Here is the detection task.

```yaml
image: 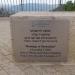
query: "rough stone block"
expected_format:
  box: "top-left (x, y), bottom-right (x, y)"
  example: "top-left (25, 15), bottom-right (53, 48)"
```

top-left (10, 12), bottom-right (70, 62)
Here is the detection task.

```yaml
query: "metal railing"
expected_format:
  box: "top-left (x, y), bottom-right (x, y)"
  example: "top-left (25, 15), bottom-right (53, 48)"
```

top-left (0, 0), bottom-right (74, 16)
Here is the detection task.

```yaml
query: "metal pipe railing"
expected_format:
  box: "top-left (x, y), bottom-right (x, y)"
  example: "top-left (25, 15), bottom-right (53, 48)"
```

top-left (0, 0), bottom-right (73, 16)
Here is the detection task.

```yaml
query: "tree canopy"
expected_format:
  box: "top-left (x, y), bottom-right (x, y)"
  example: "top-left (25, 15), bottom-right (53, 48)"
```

top-left (63, 1), bottom-right (75, 11)
top-left (52, 1), bottom-right (75, 11)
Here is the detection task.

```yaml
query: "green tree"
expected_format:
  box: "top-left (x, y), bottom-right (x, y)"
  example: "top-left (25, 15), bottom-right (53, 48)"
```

top-left (53, 1), bottom-right (75, 11)
top-left (63, 1), bottom-right (74, 11)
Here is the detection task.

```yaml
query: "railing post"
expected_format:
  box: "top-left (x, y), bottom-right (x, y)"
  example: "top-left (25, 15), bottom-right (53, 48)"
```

top-left (21, 0), bottom-right (23, 11)
top-left (59, 0), bottom-right (62, 5)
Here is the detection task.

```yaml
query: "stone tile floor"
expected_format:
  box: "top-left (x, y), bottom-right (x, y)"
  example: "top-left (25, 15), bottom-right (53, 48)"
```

top-left (0, 17), bottom-right (75, 75)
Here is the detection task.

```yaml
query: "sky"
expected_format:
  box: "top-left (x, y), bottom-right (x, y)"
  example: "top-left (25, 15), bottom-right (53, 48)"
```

top-left (0, 0), bottom-right (74, 5)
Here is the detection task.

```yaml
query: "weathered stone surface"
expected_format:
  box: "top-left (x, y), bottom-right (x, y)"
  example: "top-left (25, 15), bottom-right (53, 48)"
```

top-left (10, 12), bottom-right (70, 62)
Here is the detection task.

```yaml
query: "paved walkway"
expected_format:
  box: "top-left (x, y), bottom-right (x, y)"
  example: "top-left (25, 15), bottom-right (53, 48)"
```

top-left (0, 17), bottom-right (75, 75)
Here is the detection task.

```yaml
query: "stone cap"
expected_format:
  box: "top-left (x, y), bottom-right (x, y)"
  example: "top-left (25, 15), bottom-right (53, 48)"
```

top-left (11, 12), bottom-right (75, 17)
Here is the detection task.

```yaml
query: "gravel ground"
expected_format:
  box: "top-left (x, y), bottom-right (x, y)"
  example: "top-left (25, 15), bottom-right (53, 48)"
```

top-left (0, 17), bottom-right (75, 75)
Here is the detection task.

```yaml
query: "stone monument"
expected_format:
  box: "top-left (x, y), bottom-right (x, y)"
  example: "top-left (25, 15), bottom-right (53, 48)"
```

top-left (10, 12), bottom-right (69, 62)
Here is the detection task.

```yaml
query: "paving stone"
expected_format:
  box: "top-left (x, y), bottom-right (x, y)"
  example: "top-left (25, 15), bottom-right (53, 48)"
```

top-left (0, 70), bottom-right (8, 75)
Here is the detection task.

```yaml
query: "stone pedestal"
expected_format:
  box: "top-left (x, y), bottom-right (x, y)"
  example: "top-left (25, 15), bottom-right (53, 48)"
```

top-left (10, 12), bottom-right (73, 62)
